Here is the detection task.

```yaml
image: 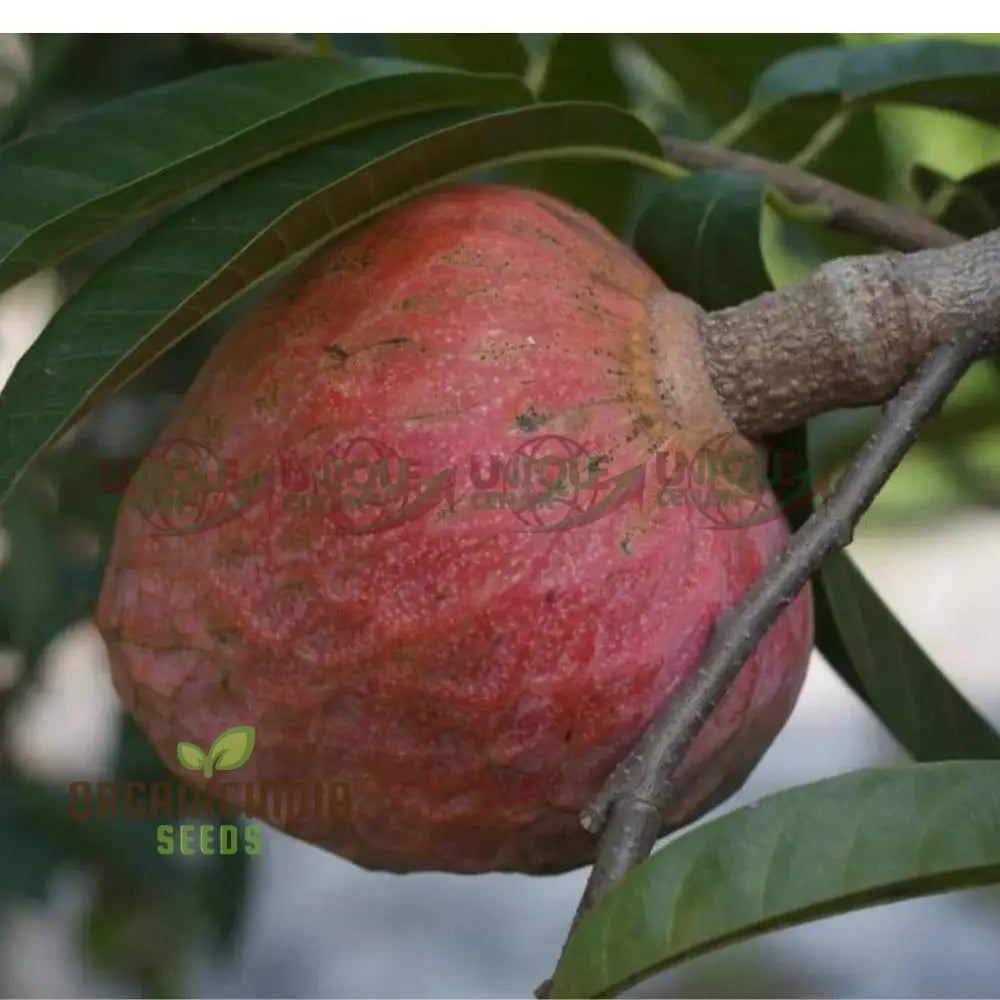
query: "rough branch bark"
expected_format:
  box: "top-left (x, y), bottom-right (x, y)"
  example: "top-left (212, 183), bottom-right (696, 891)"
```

top-left (698, 228), bottom-right (1000, 437)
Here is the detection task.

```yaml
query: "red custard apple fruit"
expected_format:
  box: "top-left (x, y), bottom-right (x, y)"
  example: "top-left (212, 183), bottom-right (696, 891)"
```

top-left (95, 183), bottom-right (813, 874)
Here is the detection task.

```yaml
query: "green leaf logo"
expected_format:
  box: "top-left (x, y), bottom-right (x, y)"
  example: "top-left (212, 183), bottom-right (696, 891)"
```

top-left (176, 725), bottom-right (255, 778)
top-left (209, 725), bottom-right (255, 771)
top-left (176, 741), bottom-right (205, 771)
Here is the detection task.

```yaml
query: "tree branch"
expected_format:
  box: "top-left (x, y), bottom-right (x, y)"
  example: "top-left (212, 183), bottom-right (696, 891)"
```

top-left (697, 228), bottom-right (1000, 437)
top-left (659, 135), bottom-right (960, 253)
top-left (539, 327), bottom-right (990, 997)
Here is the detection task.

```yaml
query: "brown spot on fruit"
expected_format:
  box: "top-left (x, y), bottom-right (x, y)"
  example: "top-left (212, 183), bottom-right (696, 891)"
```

top-left (323, 344), bottom-right (350, 369)
top-left (254, 379), bottom-right (279, 417)
top-left (515, 407), bottom-right (543, 434)
top-left (325, 248), bottom-right (372, 273)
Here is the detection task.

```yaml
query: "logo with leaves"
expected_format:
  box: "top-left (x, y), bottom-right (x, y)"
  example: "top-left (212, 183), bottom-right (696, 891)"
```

top-left (176, 725), bottom-right (256, 778)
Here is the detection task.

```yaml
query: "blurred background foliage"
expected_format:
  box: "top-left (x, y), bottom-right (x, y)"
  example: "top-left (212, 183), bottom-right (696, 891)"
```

top-left (0, 31), bottom-right (999, 998)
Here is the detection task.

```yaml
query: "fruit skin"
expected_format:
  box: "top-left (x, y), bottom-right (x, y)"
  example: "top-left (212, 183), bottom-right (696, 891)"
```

top-left (95, 184), bottom-right (813, 874)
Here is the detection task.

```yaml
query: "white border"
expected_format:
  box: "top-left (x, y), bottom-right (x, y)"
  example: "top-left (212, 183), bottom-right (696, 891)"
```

top-left (7, 18), bottom-right (1000, 35)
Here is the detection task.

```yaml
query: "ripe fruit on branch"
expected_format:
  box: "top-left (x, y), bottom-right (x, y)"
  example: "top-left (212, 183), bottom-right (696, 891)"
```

top-left (95, 184), bottom-right (813, 874)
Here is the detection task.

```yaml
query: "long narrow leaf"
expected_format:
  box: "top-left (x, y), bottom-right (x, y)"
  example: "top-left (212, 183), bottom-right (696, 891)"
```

top-left (819, 549), bottom-right (1000, 760)
top-left (0, 57), bottom-right (529, 293)
top-left (552, 761), bottom-right (1000, 997)
top-left (751, 39), bottom-right (1000, 126)
top-left (0, 101), bottom-right (661, 504)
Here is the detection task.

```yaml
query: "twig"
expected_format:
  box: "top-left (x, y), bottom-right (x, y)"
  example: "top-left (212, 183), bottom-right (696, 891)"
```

top-left (539, 329), bottom-right (990, 997)
top-left (789, 108), bottom-right (855, 170)
top-left (659, 135), bottom-right (960, 253)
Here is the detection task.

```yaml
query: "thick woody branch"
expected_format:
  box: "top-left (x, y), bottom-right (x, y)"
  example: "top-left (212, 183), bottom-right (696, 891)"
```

top-left (659, 135), bottom-right (960, 252)
top-left (700, 228), bottom-right (1000, 438)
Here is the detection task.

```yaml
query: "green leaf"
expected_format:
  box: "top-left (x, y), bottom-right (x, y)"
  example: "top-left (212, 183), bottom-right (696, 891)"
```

top-left (751, 39), bottom-right (1000, 126)
top-left (116, 711), bottom-right (177, 784)
top-left (176, 741), bottom-right (206, 770)
top-left (209, 725), bottom-right (256, 771)
top-left (634, 170), bottom-right (823, 531)
top-left (0, 101), bottom-right (660, 506)
top-left (0, 56), bottom-right (530, 294)
top-left (388, 34), bottom-right (527, 75)
top-left (751, 46), bottom-right (847, 107)
top-left (911, 161), bottom-right (1000, 236)
top-left (634, 171), bottom-right (771, 311)
top-left (636, 35), bottom-right (889, 199)
top-left (0, 481), bottom-right (59, 664)
top-left (0, 474), bottom-right (103, 663)
top-left (0, 774), bottom-right (74, 901)
top-left (819, 549), bottom-right (1000, 760)
top-left (777, 426), bottom-right (1000, 762)
top-left (551, 760), bottom-right (1000, 997)
top-left (503, 34), bottom-right (640, 235)
top-left (636, 33), bottom-right (837, 128)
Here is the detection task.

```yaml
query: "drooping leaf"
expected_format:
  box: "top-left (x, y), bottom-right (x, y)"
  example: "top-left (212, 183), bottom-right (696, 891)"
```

top-left (636, 35), bottom-right (888, 199)
top-left (552, 760), bottom-right (1000, 997)
top-left (209, 725), bottom-right (255, 770)
top-left (634, 170), bottom-right (771, 311)
top-left (0, 56), bottom-right (530, 294)
top-left (636, 33), bottom-right (835, 128)
top-left (778, 426), bottom-right (1000, 762)
top-left (819, 549), bottom-right (1000, 759)
top-left (389, 34), bottom-right (528, 75)
top-left (751, 39), bottom-right (1000, 126)
top-left (0, 482), bottom-right (59, 664)
top-left (751, 46), bottom-right (846, 107)
top-left (0, 101), bottom-right (660, 506)
top-left (911, 161), bottom-right (1000, 236)
top-left (0, 475), bottom-right (104, 664)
